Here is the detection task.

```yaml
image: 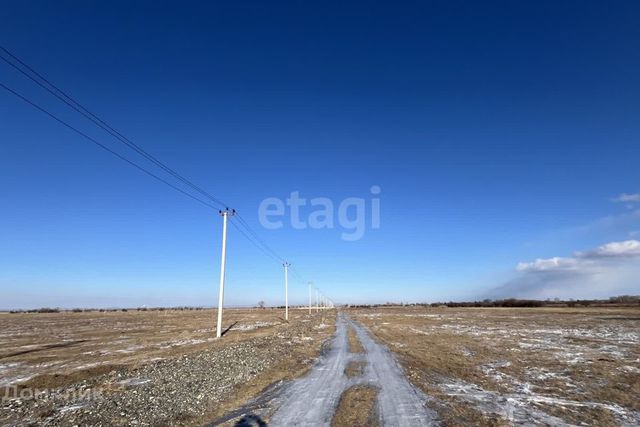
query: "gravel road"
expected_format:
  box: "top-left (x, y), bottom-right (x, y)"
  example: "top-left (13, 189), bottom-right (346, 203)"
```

top-left (268, 312), bottom-right (438, 426)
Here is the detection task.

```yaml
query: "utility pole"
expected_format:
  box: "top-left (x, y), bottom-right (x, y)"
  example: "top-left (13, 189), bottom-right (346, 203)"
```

top-left (283, 262), bottom-right (290, 321)
top-left (216, 208), bottom-right (235, 339)
top-left (316, 289), bottom-right (319, 312)
top-left (308, 282), bottom-right (312, 315)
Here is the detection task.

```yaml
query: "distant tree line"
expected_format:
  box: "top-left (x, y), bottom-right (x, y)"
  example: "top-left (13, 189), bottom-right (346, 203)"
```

top-left (345, 295), bottom-right (640, 309)
top-left (7, 306), bottom-right (209, 314)
top-left (6, 295), bottom-right (639, 313)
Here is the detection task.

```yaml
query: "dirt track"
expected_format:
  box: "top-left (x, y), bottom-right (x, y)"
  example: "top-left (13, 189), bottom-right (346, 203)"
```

top-left (267, 313), bottom-right (437, 426)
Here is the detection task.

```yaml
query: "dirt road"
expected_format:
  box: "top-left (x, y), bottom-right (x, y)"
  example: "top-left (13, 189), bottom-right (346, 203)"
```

top-left (268, 312), bottom-right (438, 426)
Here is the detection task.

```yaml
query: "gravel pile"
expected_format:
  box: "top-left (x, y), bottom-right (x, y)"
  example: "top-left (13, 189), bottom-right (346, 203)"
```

top-left (1, 319), bottom-right (330, 426)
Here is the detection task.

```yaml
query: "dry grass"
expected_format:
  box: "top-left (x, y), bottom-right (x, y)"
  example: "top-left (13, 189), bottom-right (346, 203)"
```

top-left (331, 385), bottom-right (379, 427)
top-left (197, 311), bottom-right (337, 426)
top-left (0, 308), bottom-right (325, 390)
top-left (1, 308), bottom-right (337, 427)
top-left (349, 306), bottom-right (640, 426)
top-left (344, 361), bottom-right (367, 378)
top-left (347, 326), bottom-right (364, 353)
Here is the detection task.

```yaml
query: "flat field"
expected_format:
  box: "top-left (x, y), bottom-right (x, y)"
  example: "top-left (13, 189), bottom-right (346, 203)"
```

top-left (349, 306), bottom-right (640, 426)
top-left (0, 308), bottom-right (335, 425)
top-left (1, 308), bottom-right (286, 387)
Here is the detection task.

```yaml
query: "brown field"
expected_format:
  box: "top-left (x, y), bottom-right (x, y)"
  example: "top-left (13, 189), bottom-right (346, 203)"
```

top-left (4, 306), bottom-right (639, 426)
top-left (349, 306), bottom-right (640, 426)
top-left (0, 308), bottom-right (336, 426)
top-left (1, 308), bottom-right (296, 387)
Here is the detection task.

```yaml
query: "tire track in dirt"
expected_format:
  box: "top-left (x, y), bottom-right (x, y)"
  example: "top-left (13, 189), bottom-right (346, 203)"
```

top-left (267, 312), bottom-right (438, 426)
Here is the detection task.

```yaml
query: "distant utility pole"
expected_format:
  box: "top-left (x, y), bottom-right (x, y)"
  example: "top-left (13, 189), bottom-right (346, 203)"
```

top-left (216, 208), bottom-right (236, 339)
top-left (283, 262), bottom-right (290, 321)
top-left (308, 282), bottom-right (312, 315)
top-left (316, 289), bottom-right (319, 312)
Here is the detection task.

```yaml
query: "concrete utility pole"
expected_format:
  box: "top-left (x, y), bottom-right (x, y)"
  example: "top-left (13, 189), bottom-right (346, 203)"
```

top-left (283, 262), bottom-right (290, 321)
top-left (308, 282), bottom-right (312, 315)
top-left (316, 289), bottom-right (319, 312)
top-left (216, 208), bottom-right (235, 339)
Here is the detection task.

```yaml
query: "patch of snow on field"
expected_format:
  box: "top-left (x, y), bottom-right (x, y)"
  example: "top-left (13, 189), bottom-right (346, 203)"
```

top-left (359, 313), bottom-right (383, 318)
top-left (72, 362), bottom-right (102, 370)
top-left (113, 344), bottom-right (147, 354)
top-left (58, 403), bottom-right (88, 413)
top-left (0, 362), bottom-right (22, 373)
top-left (1, 375), bottom-right (35, 386)
top-left (407, 326), bottom-right (430, 335)
top-left (0, 363), bottom-right (30, 386)
top-left (557, 351), bottom-right (587, 364)
top-left (232, 321), bottom-right (278, 331)
top-left (440, 376), bottom-right (640, 426)
top-left (524, 367), bottom-right (571, 383)
top-left (598, 345), bottom-right (626, 359)
top-left (479, 360), bottom-right (534, 394)
top-left (158, 338), bottom-right (213, 348)
top-left (403, 314), bottom-right (441, 318)
top-left (118, 377), bottom-right (151, 387)
top-left (440, 378), bottom-right (569, 425)
top-left (460, 348), bottom-right (474, 357)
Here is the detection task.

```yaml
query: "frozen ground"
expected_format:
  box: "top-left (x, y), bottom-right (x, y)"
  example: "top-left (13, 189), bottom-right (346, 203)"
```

top-left (1, 311), bottom-right (336, 426)
top-left (268, 313), bottom-right (437, 426)
top-left (0, 309), bottom-right (289, 389)
top-left (352, 306), bottom-right (640, 426)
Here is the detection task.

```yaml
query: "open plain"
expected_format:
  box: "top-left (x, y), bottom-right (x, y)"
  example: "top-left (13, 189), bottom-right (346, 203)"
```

top-left (0, 308), bottom-right (335, 426)
top-left (350, 306), bottom-right (640, 426)
top-left (2, 306), bottom-right (640, 426)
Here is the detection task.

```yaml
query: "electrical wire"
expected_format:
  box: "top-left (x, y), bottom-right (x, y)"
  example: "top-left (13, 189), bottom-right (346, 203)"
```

top-left (0, 82), bottom-right (218, 210)
top-left (234, 213), bottom-right (286, 263)
top-left (0, 46), bottom-right (324, 293)
top-left (228, 218), bottom-right (282, 264)
top-left (0, 45), bottom-right (230, 209)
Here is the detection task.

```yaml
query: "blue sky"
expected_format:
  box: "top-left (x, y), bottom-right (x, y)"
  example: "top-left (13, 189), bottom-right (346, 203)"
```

top-left (1, 1), bottom-right (639, 308)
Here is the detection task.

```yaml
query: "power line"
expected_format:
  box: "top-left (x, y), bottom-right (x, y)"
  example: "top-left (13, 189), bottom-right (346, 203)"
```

top-left (289, 265), bottom-right (308, 283)
top-left (0, 46), bottom-right (299, 268)
top-left (0, 78), bottom-right (306, 275)
top-left (228, 218), bottom-right (282, 263)
top-left (231, 215), bottom-right (315, 288)
top-left (1, 47), bottom-right (323, 305)
top-left (0, 45), bottom-right (229, 209)
top-left (234, 213), bottom-right (286, 263)
top-left (0, 81), bottom-right (219, 210)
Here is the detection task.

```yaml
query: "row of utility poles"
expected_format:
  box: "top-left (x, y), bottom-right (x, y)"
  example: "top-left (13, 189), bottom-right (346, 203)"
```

top-left (216, 208), bottom-right (335, 338)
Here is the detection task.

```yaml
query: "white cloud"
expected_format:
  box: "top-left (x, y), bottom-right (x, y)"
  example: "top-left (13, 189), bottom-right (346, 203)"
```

top-left (613, 193), bottom-right (640, 203)
top-left (516, 257), bottom-right (580, 272)
top-left (489, 240), bottom-right (640, 299)
top-left (579, 240), bottom-right (640, 258)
